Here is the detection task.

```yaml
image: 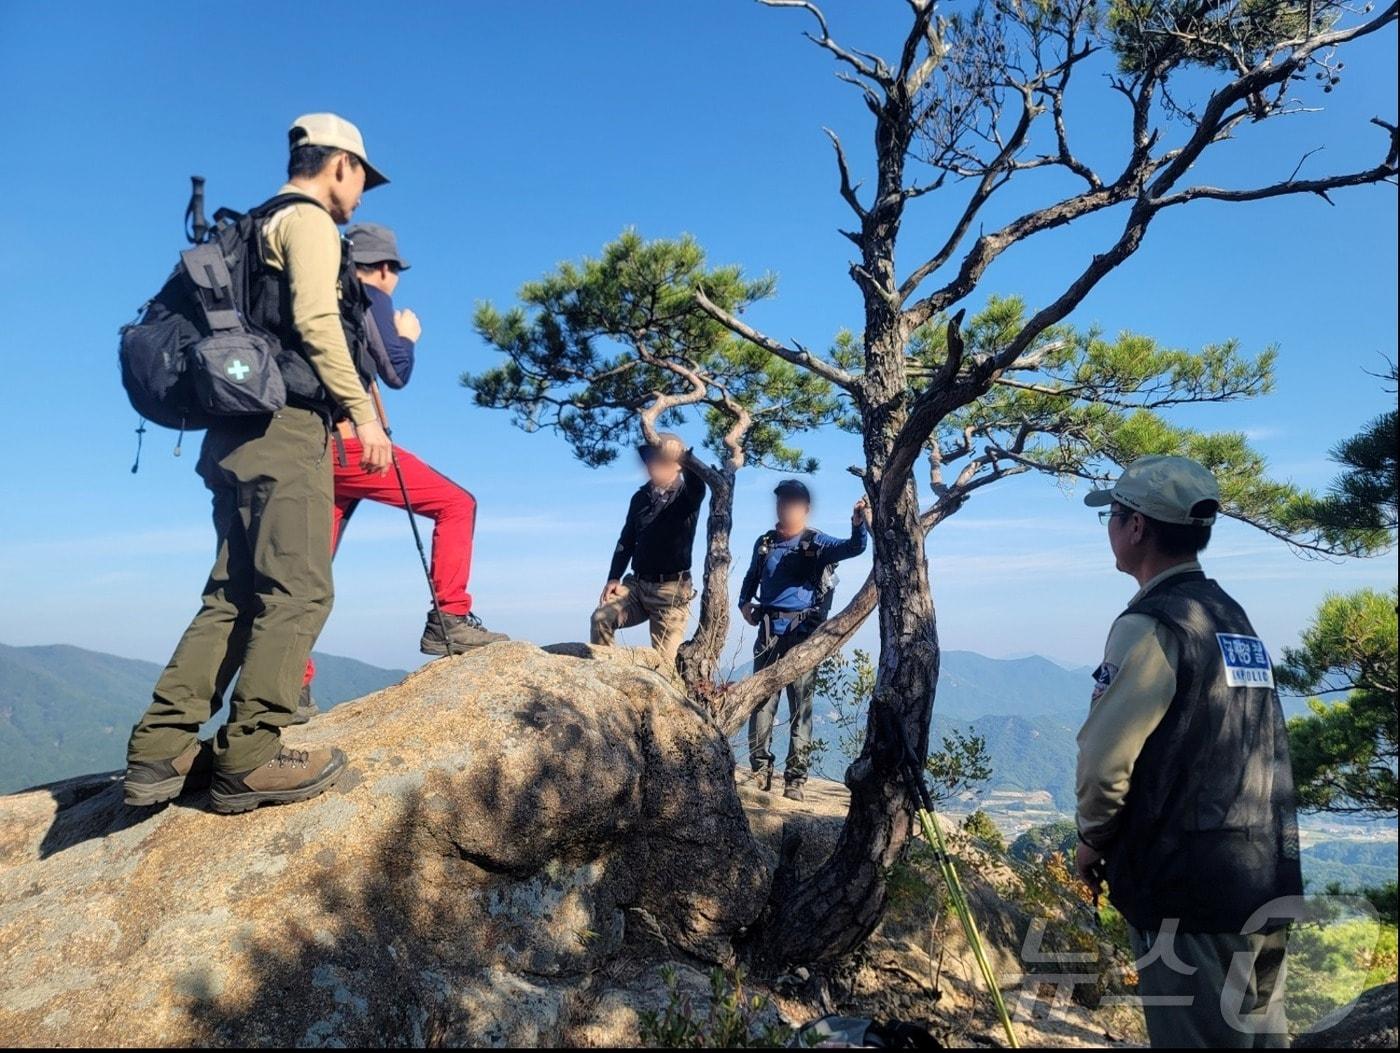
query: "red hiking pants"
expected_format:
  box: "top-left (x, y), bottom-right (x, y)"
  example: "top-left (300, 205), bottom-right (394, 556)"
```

top-left (304, 437), bottom-right (476, 686)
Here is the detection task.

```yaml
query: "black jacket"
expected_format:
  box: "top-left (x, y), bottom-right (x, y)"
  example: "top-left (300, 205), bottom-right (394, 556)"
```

top-left (607, 464), bottom-right (707, 580)
top-left (1104, 571), bottom-right (1303, 933)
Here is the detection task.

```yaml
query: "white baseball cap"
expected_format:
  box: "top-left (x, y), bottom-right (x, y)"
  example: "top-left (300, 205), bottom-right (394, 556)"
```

top-left (288, 113), bottom-right (388, 190)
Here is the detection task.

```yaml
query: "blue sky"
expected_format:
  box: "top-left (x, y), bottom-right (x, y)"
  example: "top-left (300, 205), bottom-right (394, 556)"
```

top-left (0, 1), bottom-right (1395, 680)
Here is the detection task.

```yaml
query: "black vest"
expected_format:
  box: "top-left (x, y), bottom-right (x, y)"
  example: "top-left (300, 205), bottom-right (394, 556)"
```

top-left (1103, 571), bottom-right (1303, 933)
top-left (244, 194), bottom-right (375, 420)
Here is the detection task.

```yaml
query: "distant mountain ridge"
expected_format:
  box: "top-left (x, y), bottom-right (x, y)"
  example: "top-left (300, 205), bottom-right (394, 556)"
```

top-left (0, 642), bottom-right (407, 794)
top-left (931, 712), bottom-right (1081, 809)
top-left (804, 649), bottom-right (1090, 805)
top-left (936, 649), bottom-right (1090, 722)
top-left (7, 642), bottom-right (1093, 798)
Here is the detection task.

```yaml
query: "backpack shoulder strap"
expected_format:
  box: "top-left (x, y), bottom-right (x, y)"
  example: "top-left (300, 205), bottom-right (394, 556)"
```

top-left (238, 192), bottom-right (339, 281)
top-left (246, 191), bottom-right (326, 220)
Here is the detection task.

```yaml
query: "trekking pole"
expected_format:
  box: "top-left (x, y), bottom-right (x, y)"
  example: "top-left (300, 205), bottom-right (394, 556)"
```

top-left (185, 176), bottom-right (209, 244)
top-left (891, 717), bottom-right (1019, 1049)
top-left (369, 383), bottom-right (459, 658)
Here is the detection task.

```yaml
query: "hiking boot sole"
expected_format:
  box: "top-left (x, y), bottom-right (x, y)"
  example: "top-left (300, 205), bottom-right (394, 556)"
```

top-left (419, 635), bottom-right (508, 657)
top-left (124, 776), bottom-right (188, 808)
top-left (209, 760), bottom-right (347, 815)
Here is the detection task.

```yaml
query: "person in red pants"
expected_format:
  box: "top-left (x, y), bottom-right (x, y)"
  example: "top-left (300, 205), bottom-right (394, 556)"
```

top-left (297, 224), bottom-right (506, 722)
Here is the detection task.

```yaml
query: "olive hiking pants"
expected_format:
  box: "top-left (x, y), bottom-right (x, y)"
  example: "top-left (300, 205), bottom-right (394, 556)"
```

top-left (126, 408), bottom-right (334, 773)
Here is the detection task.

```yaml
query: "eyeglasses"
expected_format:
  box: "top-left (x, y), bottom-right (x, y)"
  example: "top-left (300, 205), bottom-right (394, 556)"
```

top-left (1098, 510), bottom-right (1133, 525)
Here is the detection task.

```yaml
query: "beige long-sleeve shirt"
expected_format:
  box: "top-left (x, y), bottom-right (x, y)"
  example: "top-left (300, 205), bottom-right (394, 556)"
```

top-left (260, 185), bottom-right (376, 426)
top-left (1076, 560), bottom-right (1203, 849)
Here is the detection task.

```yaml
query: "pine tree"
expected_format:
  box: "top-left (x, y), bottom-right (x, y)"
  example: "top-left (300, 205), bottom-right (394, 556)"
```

top-left (466, 232), bottom-right (842, 689)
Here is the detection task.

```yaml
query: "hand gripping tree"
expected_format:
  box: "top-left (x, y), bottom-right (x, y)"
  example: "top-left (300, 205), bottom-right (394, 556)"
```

top-left (465, 233), bottom-right (843, 690)
top-left (688, 0), bottom-right (1397, 965)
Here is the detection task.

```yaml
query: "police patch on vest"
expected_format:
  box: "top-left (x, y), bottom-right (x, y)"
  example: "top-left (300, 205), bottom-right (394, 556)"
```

top-left (1090, 662), bottom-right (1118, 702)
top-left (1215, 632), bottom-right (1274, 687)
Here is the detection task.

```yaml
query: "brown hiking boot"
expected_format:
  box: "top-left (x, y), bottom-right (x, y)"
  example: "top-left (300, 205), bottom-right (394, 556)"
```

top-left (420, 610), bottom-right (509, 656)
top-left (209, 746), bottom-right (348, 814)
top-left (747, 762), bottom-right (774, 793)
top-left (124, 740), bottom-right (213, 807)
top-left (289, 684), bottom-right (318, 726)
top-left (783, 778), bottom-right (806, 802)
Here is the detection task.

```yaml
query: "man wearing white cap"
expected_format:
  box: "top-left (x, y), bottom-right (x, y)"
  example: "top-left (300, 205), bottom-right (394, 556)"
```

top-left (124, 114), bottom-right (392, 814)
top-left (1076, 455), bottom-right (1303, 1047)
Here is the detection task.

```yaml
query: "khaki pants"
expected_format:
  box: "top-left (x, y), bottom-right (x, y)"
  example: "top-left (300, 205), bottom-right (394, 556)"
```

top-left (589, 574), bottom-right (693, 666)
top-left (1129, 924), bottom-right (1290, 1048)
top-left (127, 408), bottom-right (334, 773)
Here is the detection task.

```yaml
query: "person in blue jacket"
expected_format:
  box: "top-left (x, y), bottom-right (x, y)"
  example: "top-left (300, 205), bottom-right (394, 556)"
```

top-left (739, 480), bottom-right (870, 800)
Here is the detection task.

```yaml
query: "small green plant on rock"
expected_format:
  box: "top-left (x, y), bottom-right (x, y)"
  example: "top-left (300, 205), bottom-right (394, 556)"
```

top-left (638, 965), bottom-right (793, 1048)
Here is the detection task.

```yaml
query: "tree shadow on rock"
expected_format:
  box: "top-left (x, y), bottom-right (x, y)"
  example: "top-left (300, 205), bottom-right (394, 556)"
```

top-left (181, 789), bottom-right (461, 1046)
top-left (178, 684), bottom-right (728, 1046)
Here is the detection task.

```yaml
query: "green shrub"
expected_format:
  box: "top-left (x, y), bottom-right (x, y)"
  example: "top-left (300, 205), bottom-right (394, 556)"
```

top-left (1285, 915), bottom-right (1398, 1034)
top-left (961, 809), bottom-right (1006, 854)
top-left (638, 965), bottom-right (792, 1048)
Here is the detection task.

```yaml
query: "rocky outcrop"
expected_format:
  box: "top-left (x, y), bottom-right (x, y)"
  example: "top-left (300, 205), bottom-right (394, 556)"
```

top-left (1294, 982), bottom-right (1399, 1049)
top-left (0, 642), bottom-right (768, 1046)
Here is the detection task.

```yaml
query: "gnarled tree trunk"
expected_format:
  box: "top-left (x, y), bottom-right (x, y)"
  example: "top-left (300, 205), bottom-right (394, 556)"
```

top-left (748, 304), bottom-right (947, 966)
top-left (677, 467), bottom-right (736, 692)
top-left (734, 29), bottom-right (956, 949)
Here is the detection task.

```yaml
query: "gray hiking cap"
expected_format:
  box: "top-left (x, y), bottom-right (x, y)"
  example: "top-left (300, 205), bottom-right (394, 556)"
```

top-left (1084, 455), bottom-right (1221, 526)
top-left (346, 223), bottom-right (410, 270)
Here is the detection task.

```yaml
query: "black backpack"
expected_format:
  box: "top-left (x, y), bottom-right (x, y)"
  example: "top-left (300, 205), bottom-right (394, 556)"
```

top-left (119, 189), bottom-right (323, 432)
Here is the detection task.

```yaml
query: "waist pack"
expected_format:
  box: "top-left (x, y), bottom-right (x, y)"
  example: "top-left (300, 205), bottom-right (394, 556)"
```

top-left (119, 190), bottom-right (319, 430)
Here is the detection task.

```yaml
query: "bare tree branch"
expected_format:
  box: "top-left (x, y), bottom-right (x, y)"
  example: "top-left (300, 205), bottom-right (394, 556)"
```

top-left (824, 126), bottom-right (868, 220)
top-left (761, 0), bottom-right (890, 86)
top-left (897, 91), bottom-right (1040, 302)
top-left (634, 340), bottom-right (711, 442)
top-left (694, 285), bottom-right (859, 391)
top-left (1155, 120), bottom-right (1399, 205)
top-left (1145, 3), bottom-right (1399, 200)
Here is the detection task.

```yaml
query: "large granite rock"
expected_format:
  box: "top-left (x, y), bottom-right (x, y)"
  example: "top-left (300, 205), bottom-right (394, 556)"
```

top-left (0, 642), bottom-right (768, 1046)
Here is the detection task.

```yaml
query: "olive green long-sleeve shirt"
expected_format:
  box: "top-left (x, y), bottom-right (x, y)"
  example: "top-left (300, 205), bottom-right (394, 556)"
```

top-left (1076, 560), bottom-right (1203, 849)
top-left (261, 185), bottom-right (376, 426)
